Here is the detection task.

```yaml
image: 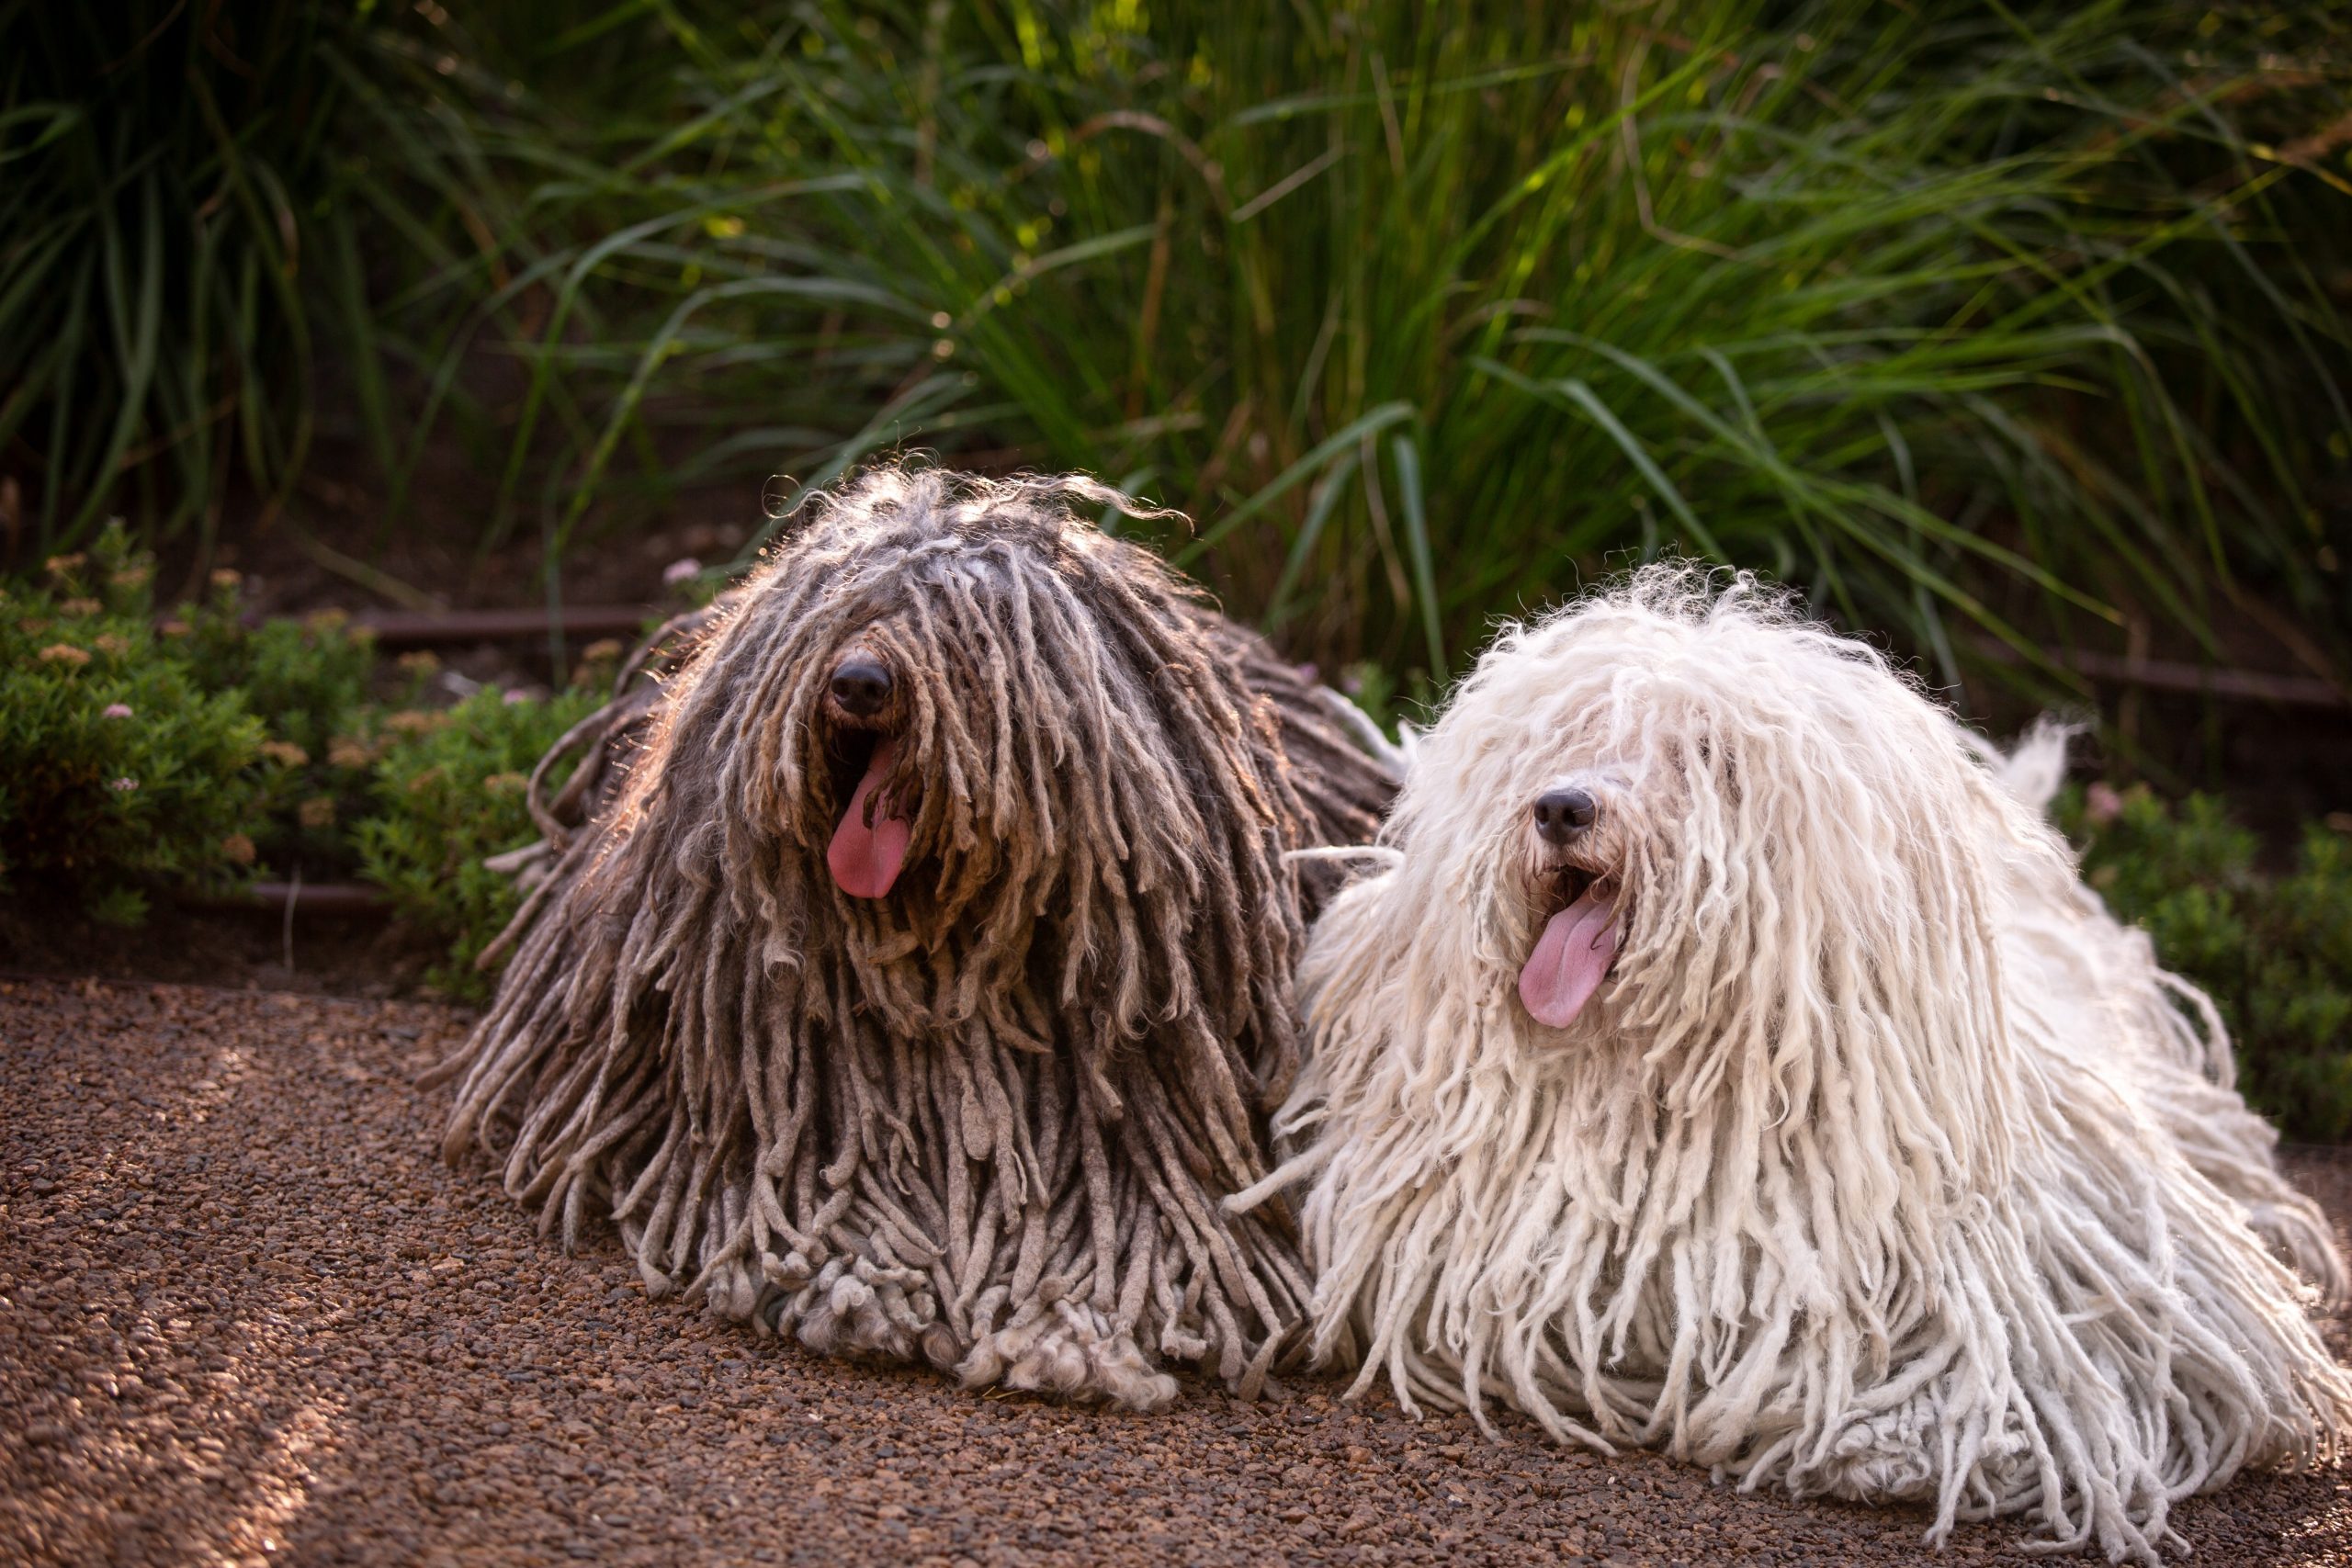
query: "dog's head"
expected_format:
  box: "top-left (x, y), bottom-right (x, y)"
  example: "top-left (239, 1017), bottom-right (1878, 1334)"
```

top-left (623, 466), bottom-right (1294, 1035)
top-left (1383, 566), bottom-right (2044, 1096)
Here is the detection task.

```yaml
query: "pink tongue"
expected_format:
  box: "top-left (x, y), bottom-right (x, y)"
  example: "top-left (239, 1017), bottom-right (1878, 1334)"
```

top-left (1518, 886), bottom-right (1620, 1030)
top-left (826, 739), bottom-right (911, 899)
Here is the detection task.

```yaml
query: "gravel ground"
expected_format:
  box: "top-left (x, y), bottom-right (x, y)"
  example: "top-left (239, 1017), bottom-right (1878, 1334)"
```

top-left (5, 978), bottom-right (2351, 1567)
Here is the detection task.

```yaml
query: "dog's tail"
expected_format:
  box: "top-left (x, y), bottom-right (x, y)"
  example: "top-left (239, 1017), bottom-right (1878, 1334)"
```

top-left (1317, 686), bottom-right (1417, 777)
top-left (1972, 715), bottom-right (2077, 815)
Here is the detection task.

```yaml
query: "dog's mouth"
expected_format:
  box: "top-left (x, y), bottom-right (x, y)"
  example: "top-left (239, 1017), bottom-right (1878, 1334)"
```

top-left (1519, 862), bottom-right (1622, 1031)
top-left (822, 716), bottom-right (915, 900)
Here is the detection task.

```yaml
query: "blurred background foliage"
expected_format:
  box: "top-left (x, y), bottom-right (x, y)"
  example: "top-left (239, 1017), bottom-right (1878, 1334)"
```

top-left (2058, 783), bottom-right (2352, 1142)
top-left (2, 527), bottom-right (594, 994)
top-left (6, 0), bottom-right (2349, 706)
top-left (0, 0), bottom-right (525, 559)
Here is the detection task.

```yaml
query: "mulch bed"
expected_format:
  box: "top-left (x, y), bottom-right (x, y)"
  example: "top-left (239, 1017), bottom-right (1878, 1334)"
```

top-left (4, 976), bottom-right (2349, 1566)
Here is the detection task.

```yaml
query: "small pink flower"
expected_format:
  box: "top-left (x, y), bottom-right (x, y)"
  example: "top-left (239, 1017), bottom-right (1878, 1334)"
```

top-left (102, 703), bottom-right (133, 719)
top-left (109, 777), bottom-right (139, 793)
top-left (662, 557), bottom-right (703, 588)
top-left (2086, 782), bottom-right (2124, 826)
top-left (503, 688), bottom-right (530, 705)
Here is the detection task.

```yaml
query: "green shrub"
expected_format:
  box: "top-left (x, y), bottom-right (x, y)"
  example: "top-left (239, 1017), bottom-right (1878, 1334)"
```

top-left (2060, 785), bottom-right (2352, 1142)
top-left (353, 685), bottom-right (597, 998)
top-left (1, 531), bottom-right (619, 977)
top-left (173, 572), bottom-right (406, 876)
top-left (0, 532), bottom-right (267, 920)
top-left (0, 524), bottom-right (629, 984)
top-left (180, 593), bottom-right (377, 762)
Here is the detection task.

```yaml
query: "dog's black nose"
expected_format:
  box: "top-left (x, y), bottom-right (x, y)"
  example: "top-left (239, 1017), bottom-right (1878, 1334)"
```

top-left (1532, 787), bottom-right (1597, 845)
top-left (830, 658), bottom-right (893, 716)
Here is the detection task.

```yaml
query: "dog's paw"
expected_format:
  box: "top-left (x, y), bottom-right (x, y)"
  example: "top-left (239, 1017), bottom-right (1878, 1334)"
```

top-left (1820, 1412), bottom-right (1939, 1502)
top-left (1814, 1392), bottom-right (2030, 1505)
top-left (957, 1297), bottom-right (1177, 1412)
top-left (754, 1250), bottom-right (956, 1369)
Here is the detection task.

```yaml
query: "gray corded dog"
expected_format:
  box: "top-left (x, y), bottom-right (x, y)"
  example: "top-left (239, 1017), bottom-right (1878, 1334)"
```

top-left (434, 465), bottom-right (1396, 1408)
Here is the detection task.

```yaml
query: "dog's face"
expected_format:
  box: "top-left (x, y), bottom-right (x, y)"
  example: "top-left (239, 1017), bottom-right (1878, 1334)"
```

top-left (813, 630), bottom-right (910, 899)
top-left (789, 540), bottom-right (1057, 918)
top-left (1512, 760), bottom-right (1634, 1032)
top-left (637, 475), bottom-right (1278, 1041)
top-left (769, 513), bottom-right (1144, 937)
top-left (1397, 607), bottom-right (1679, 1042)
top-left (1392, 572), bottom-right (2018, 1059)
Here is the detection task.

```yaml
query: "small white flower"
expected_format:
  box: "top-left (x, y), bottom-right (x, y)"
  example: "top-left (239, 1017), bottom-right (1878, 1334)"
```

top-left (662, 557), bottom-right (703, 587)
top-left (109, 777), bottom-right (139, 793)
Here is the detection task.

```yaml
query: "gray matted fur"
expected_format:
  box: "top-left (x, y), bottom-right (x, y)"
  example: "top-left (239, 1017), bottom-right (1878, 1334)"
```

top-left (433, 465), bottom-right (1396, 1408)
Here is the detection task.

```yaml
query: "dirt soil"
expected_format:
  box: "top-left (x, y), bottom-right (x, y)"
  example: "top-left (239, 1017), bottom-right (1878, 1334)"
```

top-left (5, 978), bottom-right (2350, 1568)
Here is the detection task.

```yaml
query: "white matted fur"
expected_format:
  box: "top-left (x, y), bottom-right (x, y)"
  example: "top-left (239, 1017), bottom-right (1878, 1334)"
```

top-left (1241, 568), bottom-right (2350, 1561)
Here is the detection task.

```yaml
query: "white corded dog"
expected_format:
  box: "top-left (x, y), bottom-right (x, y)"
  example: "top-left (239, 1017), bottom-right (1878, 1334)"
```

top-left (1238, 567), bottom-right (2349, 1561)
